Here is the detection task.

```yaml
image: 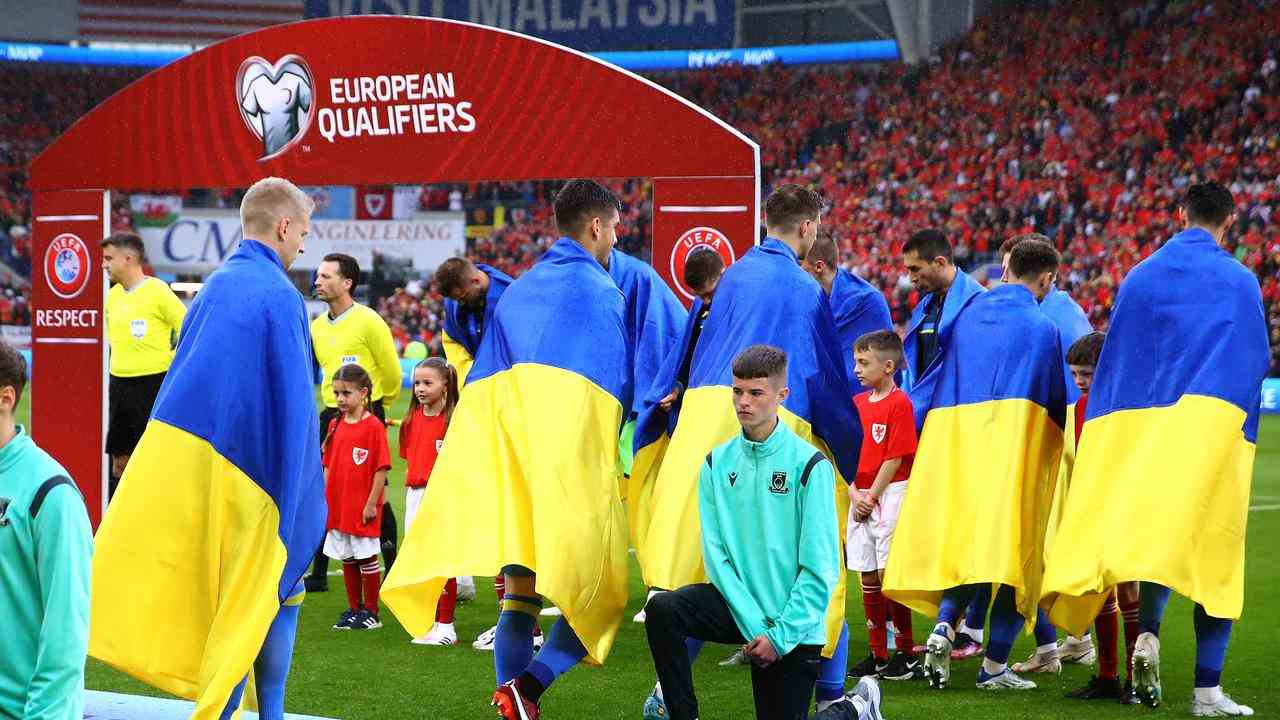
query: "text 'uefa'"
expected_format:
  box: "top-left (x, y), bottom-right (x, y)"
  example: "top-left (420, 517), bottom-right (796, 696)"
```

top-left (317, 72), bottom-right (476, 143)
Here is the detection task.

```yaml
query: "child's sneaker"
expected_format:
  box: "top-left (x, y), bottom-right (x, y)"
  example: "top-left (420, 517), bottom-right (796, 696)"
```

top-left (350, 608), bottom-right (382, 630)
top-left (413, 622), bottom-right (457, 646)
top-left (473, 624), bottom-right (497, 651)
top-left (1058, 634), bottom-right (1096, 665)
top-left (1011, 648), bottom-right (1062, 674)
top-left (332, 609), bottom-right (358, 630)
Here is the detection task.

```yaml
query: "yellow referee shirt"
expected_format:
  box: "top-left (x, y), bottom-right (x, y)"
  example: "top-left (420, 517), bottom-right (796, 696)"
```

top-left (311, 303), bottom-right (402, 408)
top-left (105, 277), bottom-right (187, 378)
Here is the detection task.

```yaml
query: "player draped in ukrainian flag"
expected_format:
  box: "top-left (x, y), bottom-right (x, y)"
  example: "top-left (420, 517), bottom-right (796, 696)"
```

top-left (90, 178), bottom-right (326, 720)
top-left (1041, 182), bottom-right (1268, 717)
top-left (435, 256), bottom-right (514, 389)
top-left (885, 238), bottom-right (1067, 692)
top-left (382, 180), bottom-right (630, 720)
top-left (630, 184), bottom-right (861, 718)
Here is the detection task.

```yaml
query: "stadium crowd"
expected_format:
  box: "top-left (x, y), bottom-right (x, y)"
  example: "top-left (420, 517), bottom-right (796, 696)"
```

top-left (1, 0), bottom-right (1279, 374)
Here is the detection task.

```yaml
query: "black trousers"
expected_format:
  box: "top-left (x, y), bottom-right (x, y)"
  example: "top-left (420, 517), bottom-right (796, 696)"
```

top-left (645, 583), bottom-right (822, 720)
top-left (309, 401), bottom-right (397, 583)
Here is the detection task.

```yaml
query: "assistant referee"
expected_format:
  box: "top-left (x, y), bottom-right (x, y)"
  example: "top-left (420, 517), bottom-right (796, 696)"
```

top-left (102, 232), bottom-right (186, 497)
top-left (307, 252), bottom-right (402, 592)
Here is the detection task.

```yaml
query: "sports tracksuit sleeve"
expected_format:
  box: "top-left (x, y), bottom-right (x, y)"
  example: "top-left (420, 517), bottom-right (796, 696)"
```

top-left (26, 484), bottom-right (92, 720)
top-left (763, 458), bottom-right (838, 656)
top-left (698, 459), bottom-right (771, 642)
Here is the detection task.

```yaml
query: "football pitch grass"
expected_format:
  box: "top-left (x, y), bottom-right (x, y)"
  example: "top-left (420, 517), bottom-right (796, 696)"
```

top-left (17, 393), bottom-right (1276, 719)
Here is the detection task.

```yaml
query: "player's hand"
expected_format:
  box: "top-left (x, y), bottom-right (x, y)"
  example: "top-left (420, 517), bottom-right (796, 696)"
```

top-left (744, 635), bottom-right (779, 667)
top-left (658, 387), bottom-right (681, 411)
top-left (856, 495), bottom-right (877, 517)
top-left (362, 503), bottom-right (377, 525)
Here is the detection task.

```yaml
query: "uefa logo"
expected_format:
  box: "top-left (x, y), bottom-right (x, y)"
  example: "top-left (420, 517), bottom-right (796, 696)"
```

top-left (669, 226), bottom-right (736, 301)
top-left (44, 233), bottom-right (93, 300)
top-left (237, 54), bottom-right (315, 161)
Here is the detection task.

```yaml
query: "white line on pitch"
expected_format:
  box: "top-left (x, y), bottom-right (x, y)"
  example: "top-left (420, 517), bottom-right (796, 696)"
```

top-left (1249, 504), bottom-right (1280, 512)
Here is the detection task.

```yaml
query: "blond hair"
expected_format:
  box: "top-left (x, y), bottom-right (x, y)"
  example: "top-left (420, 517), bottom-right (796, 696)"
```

top-left (240, 177), bottom-right (314, 238)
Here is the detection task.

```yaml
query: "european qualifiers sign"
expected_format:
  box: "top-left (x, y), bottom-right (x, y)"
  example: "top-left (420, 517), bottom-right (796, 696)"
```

top-left (305, 0), bottom-right (736, 51)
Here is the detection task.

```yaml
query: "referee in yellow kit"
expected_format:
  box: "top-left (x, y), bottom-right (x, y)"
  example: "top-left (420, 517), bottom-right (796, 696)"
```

top-left (307, 252), bottom-right (403, 592)
top-left (102, 232), bottom-right (186, 498)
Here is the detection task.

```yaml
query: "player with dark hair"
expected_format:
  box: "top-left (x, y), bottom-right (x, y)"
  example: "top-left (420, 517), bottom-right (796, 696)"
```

top-left (307, 252), bottom-right (402, 592)
top-left (684, 248), bottom-right (725, 305)
top-left (382, 179), bottom-right (632, 720)
top-left (888, 238), bottom-right (1068, 692)
top-left (1043, 182), bottom-right (1265, 716)
top-left (0, 340), bottom-right (93, 720)
top-left (101, 231), bottom-right (187, 497)
top-left (801, 230), bottom-right (893, 390)
top-left (632, 184), bottom-right (859, 718)
top-left (436, 256), bottom-right (515, 388)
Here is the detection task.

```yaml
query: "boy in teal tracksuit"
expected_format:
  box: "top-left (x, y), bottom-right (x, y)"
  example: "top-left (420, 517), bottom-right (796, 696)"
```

top-left (644, 344), bottom-right (843, 720)
top-left (0, 341), bottom-right (92, 720)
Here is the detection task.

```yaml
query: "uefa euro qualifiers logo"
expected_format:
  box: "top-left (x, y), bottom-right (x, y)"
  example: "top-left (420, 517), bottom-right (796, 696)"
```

top-left (670, 226), bottom-right (736, 301)
top-left (44, 233), bottom-right (92, 300)
top-left (237, 54), bottom-right (315, 161)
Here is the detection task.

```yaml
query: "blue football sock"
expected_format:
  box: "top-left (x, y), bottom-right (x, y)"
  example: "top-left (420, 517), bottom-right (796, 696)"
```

top-left (495, 593), bottom-right (542, 684)
top-left (1033, 606), bottom-right (1058, 647)
top-left (1193, 603), bottom-right (1233, 688)
top-left (984, 585), bottom-right (1023, 665)
top-left (964, 583), bottom-right (993, 632)
top-left (685, 636), bottom-right (705, 663)
top-left (523, 617), bottom-right (588, 702)
top-left (1138, 582), bottom-right (1172, 637)
top-left (938, 584), bottom-right (978, 628)
top-left (253, 601), bottom-right (301, 720)
top-left (815, 622), bottom-right (850, 703)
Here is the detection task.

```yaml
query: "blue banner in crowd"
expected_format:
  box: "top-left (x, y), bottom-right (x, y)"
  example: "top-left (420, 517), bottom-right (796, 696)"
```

top-left (1262, 378), bottom-right (1280, 414)
top-left (304, 0), bottom-right (736, 51)
top-left (301, 186), bottom-right (355, 220)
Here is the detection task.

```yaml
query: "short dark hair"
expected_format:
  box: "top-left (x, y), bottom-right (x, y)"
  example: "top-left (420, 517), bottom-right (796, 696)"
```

top-left (731, 344), bottom-right (787, 382)
top-left (853, 329), bottom-right (904, 368)
top-left (1008, 238), bottom-right (1060, 279)
top-left (1183, 182), bottom-right (1234, 228)
top-left (433, 257), bottom-right (475, 297)
top-left (1066, 332), bottom-right (1105, 366)
top-left (321, 253), bottom-right (360, 294)
top-left (553, 179), bottom-right (621, 236)
top-left (999, 232), bottom-right (1051, 257)
top-left (683, 248), bottom-right (724, 291)
top-left (903, 229), bottom-right (952, 263)
top-left (806, 229), bottom-right (838, 268)
top-left (764, 184), bottom-right (823, 234)
top-left (101, 232), bottom-right (145, 259)
top-left (0, 340), bottom-right (27, 406)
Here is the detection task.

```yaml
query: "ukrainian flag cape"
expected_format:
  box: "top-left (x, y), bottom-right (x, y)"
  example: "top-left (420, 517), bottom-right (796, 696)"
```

top-left (608, 248), bottom-right (687, 419)
top-left (441, 263), bottom-right (513, 387)
top-left (89, 240), bottom-right (326, 718)
top-left (1038, 288), bottom-right (1094, 554)
top-left (902, 269), bottom-right (985, 427)
top-left (383, 239), bottom-right (629, 663)
top-left (829, 268), bottom-right (893, 391)
top-left (1041, 228), bottom-right (1268, 633)
top-left (885, 284), bottom-right (1067, 623)
top-left (629, 238), bottom-right (858, 655)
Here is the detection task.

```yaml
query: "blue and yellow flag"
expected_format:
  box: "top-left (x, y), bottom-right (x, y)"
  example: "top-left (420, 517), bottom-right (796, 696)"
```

top-left (829, 268), bottom-right (893, 391)
top-left (608, 248), bottom-right (687, 419)
top-left (89, 239), bottom-right (326, 718)
top-left (629, 237), bottom-right (858, 655)
top-left (441, 263), bottom-right (513, 386)
top-left (1041, 228), bottom-right (1269, 634)
top-left (383, 238), bottom-right (629, 663)
top-left (885, 283), bottom-right (1067, 623)
top-left (901, 269), bottom-right (985, 426)
top-left (1038, 287), bottom-right (1094, 555)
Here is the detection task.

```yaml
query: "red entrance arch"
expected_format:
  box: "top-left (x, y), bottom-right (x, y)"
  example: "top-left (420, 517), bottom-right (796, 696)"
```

top-left (28, 16), bottom-right (759, 526)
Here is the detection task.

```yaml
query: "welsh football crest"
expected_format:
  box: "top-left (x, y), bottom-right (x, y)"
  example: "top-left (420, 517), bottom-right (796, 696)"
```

top-left (871, 423), bottom-right (887, 444)
top-left (44, 233), bottom-right (93, 300)
top-left (237, 54), bottom-right (315, 161)
top-left (364, 193), bottom-right (386, 218)
top-left (352, 447), bottom-right (369, 466)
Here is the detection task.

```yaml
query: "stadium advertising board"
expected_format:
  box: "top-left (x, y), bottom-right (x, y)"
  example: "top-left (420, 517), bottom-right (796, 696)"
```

top-left (138, 209), bottom-right (465, 273)
top-left (304, 0), bottom-right (736, 51)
